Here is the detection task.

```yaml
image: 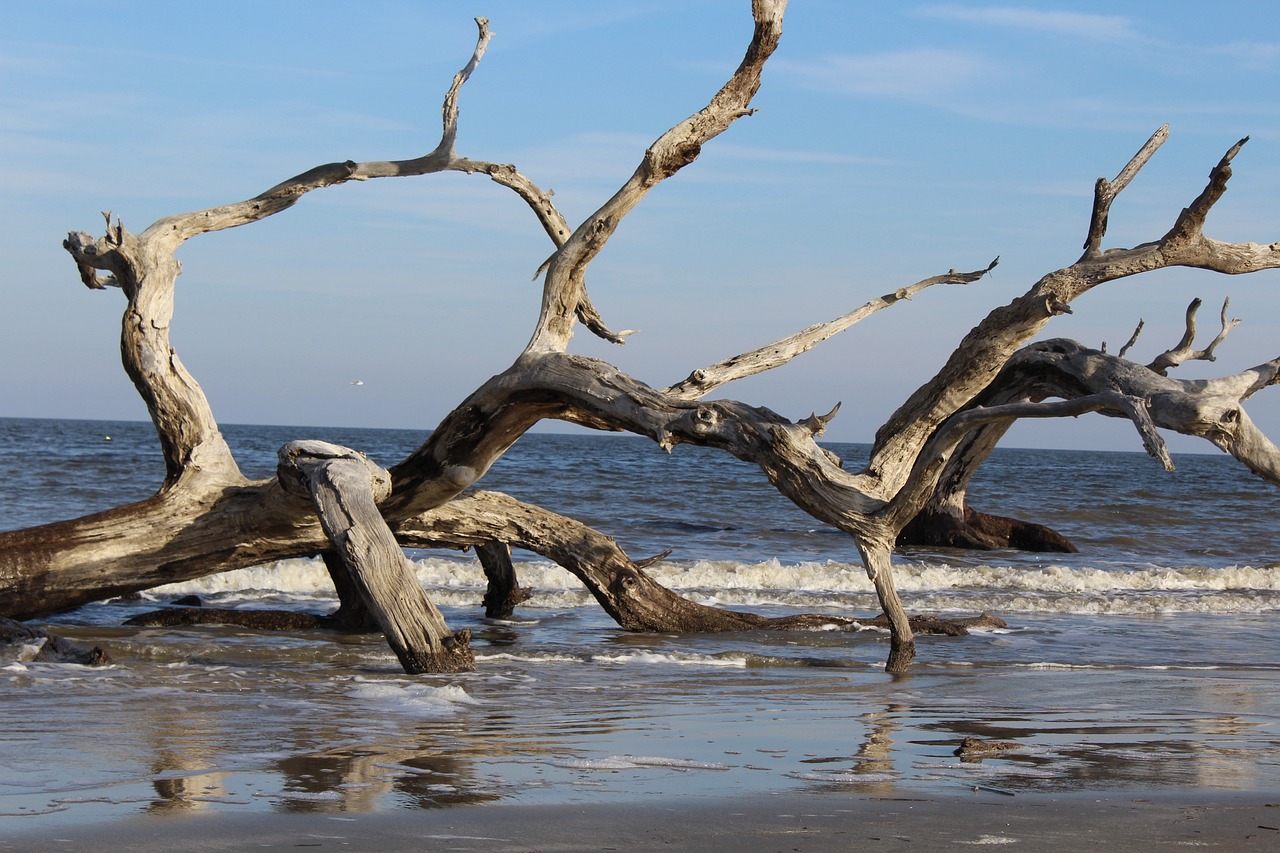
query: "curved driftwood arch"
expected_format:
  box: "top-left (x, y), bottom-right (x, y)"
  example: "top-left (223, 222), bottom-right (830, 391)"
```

top-left (3, 1), bottom-right (1279, 675)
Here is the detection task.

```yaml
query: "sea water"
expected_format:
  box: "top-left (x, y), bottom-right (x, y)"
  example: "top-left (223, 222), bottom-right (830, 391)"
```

top-left (1, 417), bottom-right (1278, 823)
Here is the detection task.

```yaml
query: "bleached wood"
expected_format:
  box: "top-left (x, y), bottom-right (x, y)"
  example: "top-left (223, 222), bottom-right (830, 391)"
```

top-left (666, 259), bottom-right (998, 400)
top-left (525, 0), bottom-right (786, 354)
top-left (868, 132), bottom-right (1280, 503)
top-left (1146, 298), bottom-right (1240, 375)
top-left (1082, 125), bottom-right (1169, 258)
top-left (278, 441), bottom-right (472, 674)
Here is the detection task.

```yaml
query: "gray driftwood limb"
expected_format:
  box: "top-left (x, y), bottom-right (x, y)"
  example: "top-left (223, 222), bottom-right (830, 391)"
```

top-left (277, 441), bottom-right (473, 674)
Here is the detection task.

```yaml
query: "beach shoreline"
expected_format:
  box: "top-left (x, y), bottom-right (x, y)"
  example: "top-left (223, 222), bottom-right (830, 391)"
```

top-left (4, 790), bottom-right (1277, 851)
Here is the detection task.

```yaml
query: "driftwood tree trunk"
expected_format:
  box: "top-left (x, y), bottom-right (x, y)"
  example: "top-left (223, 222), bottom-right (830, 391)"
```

top-left (276, 441), bottom-right (473, 673)
top-left (3, 1), bottom-right (1279, 676)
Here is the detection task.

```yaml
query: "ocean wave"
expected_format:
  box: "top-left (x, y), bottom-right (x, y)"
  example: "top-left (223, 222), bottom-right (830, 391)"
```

top-left (148, 555), bottom-right (1280, 616)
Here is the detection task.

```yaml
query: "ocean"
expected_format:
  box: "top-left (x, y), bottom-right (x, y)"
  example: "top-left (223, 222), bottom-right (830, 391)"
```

top-left (2, 416), bottom-right (1278, 825)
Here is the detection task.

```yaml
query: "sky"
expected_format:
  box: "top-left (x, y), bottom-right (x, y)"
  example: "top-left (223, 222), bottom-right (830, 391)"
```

top-left (2, 0), bottom-right (1278, 455)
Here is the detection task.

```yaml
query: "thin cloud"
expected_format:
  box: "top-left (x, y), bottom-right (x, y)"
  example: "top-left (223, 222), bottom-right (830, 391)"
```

top-left (917, 5), bottom-right (1147, 42)
top-left (709, 143), bottom-right (891, 167)
top-left (775, 49), bottom-right (1000, 101)
top-left (1205, 41), bottom-right (1280, 71)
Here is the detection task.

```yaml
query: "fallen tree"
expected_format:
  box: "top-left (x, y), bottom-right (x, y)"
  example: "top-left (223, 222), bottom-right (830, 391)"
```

top-left (2, 0), bottom-right (1278, 673)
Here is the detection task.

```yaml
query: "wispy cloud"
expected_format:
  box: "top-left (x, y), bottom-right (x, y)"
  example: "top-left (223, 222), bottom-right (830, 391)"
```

top-left (775, 49), bottom-right (1000, 101)
top-left (708, 143), bottom-right (891, 166)
top-left (1204, 40), bottom-right (1280, 71)
top-left (916, 5), bottom-right (1147, 42)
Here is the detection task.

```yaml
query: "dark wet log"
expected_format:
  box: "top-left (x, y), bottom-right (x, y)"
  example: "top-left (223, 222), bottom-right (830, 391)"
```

top-left (898, 505), bottom-right (1077, 553)
top-left (476, 541), bottom-right (534, 620)
top-left (955, 736), bottom-right (1022, 760)
top-left (277, 441), bottom-right (473, 674)
top-left (758, 611), bottom-right (1006, 636)
top-left (0, 616), bottom-right (111, 665)
top-left (126, 607), bottom-right (330, 631)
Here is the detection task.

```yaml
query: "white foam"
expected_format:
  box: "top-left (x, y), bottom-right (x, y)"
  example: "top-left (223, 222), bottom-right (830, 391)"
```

top-left (146, 555), bottom-right (1280, 616)
top-left (253, 789), bottom-right (344, 802)
top-left (786, 770), bottom-right (898, 783)
top-left (588, 652), bottom-right (747, 668)
top-left (621, 756), bottom-right (732, 771)
top-left (550, 756), bottom-right (732, 771)
top-left (343, 678), bottom-right (477, 716)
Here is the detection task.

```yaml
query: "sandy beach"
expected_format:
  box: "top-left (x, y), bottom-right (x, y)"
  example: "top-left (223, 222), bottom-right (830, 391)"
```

top-left (4, 791), bottom-right (1278, 851)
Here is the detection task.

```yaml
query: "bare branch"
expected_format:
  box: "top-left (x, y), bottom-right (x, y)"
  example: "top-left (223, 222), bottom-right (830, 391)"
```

top-left (62, 19), bottom-right (571, 487)
top-left (665, 258), bottom-right (999, 399)
top-left (886, 391), bottom-right (1171, 531)
top-left (799, 402), bottom-right (842, 437)
top-left (1165, 136), bottom-right (1250, 245)
top-left (1082, 125), bottom-right (1169, 258)
top-left (869, 129), bottom-right (1280, 497)
top-left (1116, 318), bottom-right (1144, 358)
top-left (136, 20), bottom-right (547, 253)
top-left (1146, 297), bottom-right (1241, 375)
top-left (995, 339), bottom-right (1280, 487)
top-left (436, 18), bottom-right (492, 159)
top-left (525, 0), bottom-right (787, 354)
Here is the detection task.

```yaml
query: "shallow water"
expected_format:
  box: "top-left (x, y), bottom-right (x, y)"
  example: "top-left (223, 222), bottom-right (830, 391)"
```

top-left (2, 418), bottom-right (1279, 826)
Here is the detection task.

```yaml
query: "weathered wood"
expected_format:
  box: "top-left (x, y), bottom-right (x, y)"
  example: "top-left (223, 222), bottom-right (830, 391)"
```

top-left (899, 505), bottom-right (1076, 553)
top-left (665, 259), bottom-right (999, 400)
top-left (475, 541), bottom-right (534, 620)
top-left (1146, 298), bottom-right (1240, 376)
top-left (126, 607), bottom-right (330, 631)
top-left (321, 550), bottom-right (380, 631)
top-left (1, 616), bottom-right (111, 665)
top-left (277, 441), bottom-right (473, 674)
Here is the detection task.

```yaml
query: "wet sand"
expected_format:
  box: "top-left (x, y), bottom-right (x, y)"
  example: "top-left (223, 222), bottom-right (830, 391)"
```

top-left (5, 791), bottom-right (1278, 852)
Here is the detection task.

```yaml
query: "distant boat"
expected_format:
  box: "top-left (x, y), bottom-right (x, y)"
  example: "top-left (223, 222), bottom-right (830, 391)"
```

top-left (351, 380), bottom-right (364, 386)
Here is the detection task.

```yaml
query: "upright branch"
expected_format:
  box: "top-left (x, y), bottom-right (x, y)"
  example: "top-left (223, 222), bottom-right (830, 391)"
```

top-left (1081, 125), bottom-right (1169, 259)
top-left (1115, 319), bottom-right (1145, 358)
top-left (1145, 297), bottom-right (1240, 375)
top-left (525, 0), bottom-right (787, 354)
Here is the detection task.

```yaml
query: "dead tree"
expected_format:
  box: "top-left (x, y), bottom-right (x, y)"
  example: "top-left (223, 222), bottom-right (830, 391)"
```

top-left (2, 1), bottom-right (1278, 674)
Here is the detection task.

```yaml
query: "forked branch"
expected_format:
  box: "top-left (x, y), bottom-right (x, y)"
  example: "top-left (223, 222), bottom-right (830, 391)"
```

top-left (1145, 297), bottom-right (1240, 375)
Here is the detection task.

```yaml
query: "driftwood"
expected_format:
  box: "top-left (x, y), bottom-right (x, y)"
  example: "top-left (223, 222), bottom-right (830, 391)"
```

top-left (1, 616), bottom-right (111, 665)
top-left (277, 440), bottom-right (474, 673)
top-left (2, 1), bottom-right (1279, 675)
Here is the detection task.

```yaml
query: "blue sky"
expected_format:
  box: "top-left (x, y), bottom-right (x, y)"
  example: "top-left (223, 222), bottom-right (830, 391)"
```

top-left (3, 1), bottom-right (1278, 454)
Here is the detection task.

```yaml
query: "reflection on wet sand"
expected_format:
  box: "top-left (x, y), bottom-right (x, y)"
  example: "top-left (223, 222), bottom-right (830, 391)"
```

top-left (272, 748), bottom-right (501, 811)
top-left (3, 619), bottom-right (1278, 825)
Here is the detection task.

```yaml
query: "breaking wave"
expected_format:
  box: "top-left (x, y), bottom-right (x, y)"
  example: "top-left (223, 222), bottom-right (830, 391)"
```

top-left (150, 555), bottom-right (1280, 616)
